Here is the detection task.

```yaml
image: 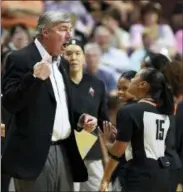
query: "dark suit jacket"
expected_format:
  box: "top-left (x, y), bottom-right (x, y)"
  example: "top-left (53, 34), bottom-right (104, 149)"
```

top-left (1, 42), bottom-right (88, 182)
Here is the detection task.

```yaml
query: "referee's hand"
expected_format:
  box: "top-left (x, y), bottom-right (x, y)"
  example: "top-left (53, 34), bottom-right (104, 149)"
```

top-left (100, 178), bottom-right (109, 192)
top-left (100, 121), bottom-right (117, 143)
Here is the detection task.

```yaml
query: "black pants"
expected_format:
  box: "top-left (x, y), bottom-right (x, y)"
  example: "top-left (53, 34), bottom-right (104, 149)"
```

top-left (112, 158), bottom-right (127, 187)
top-left (1, 138), bottom-right (11, 192)
top-left (169, 169), bottom-right (179, 192)
top-left (178, 167), bottom-right (183, 184)
top-left (112, 168), bottom-right (126, 192)
top-left (1, 174), bottom-right (11, 192)
top-left (123, 168), bottom-right (170, 192)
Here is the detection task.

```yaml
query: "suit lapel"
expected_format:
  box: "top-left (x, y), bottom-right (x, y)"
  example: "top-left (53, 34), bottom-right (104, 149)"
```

top-left (44, 79), bottom-right (55, 101)
top-left (29, 42), bottom-right (55, 101)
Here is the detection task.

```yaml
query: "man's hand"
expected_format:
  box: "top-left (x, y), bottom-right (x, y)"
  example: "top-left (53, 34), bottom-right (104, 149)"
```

top-left (33, 55), bottom-right (51, 80)
top-left (77, 114), bottom-right (97, 133)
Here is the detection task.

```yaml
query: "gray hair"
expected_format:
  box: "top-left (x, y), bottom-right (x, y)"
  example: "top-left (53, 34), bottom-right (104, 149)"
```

top-left (36, 11), bottom-right (71, 36)
top-left (84, 43), bottom-right (102, 55)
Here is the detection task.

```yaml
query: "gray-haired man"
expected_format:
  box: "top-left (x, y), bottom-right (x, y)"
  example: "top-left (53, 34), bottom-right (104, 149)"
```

top-left (1, 11), bottom-right (97, 192)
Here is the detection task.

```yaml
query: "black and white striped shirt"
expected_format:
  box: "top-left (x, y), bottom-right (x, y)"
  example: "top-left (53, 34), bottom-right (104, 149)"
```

top-left (116, 102), bottom-right (172, 164)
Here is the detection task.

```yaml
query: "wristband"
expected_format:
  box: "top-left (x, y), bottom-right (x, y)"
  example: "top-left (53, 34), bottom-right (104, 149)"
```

top-left (108, 151), bottom-right (121, 162)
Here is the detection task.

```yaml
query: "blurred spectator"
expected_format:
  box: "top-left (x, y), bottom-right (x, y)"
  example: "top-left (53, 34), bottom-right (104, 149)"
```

top-left (130, 2), bottom-right (177, 57)
top-left (103, 1), bottom-right (137, 30)
top-left (1, 24), bottom-right (32, 71)
top-left (44, 0), bottom-right (94, 40)
top-left (102, 7), bottom-right (130, 51)
top-left (130, 28), bottom-right (170, 71)
top-left (82, 1), bottom-right (109, 26)
top-left (129, 29), bottom-right (152, 71)
top-left (1, 1), bottom-right (43, 29)
top-left (93, 26), bottom-right (130, 80)
top-left (171, 3), bottom-right (183, 33)
top-left (84, 43), bottom-right (117, 96)
top-left (175, 30), bottom-right (183, 56)
top-left (2, 24), bottom-right (31, 52)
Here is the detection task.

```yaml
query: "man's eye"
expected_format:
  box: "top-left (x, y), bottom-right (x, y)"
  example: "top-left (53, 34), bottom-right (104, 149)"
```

top-left (57, 28), bottom-right (67, 32)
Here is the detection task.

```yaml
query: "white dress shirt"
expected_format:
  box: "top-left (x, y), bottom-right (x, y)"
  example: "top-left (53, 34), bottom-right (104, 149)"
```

top-left (34, 38), bottom-right (71, 141)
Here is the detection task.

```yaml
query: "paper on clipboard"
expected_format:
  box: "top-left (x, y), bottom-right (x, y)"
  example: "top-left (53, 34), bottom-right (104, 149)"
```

top-left (74, 130), bottom-right (97, 159)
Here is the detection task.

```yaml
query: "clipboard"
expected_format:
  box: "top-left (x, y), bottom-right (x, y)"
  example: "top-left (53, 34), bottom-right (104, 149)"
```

top-left (1, 123), bottom-right (5, 137)
top-left (74, 130), bottom-right (97, 159)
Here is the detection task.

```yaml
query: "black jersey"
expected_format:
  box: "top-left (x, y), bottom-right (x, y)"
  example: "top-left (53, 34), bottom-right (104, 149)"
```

top-left (70, 73), bottom-right (109, 159)
top-left (116, 102), bottom-right (173, 168)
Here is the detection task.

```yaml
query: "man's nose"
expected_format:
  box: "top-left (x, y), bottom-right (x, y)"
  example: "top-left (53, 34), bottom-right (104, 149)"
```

top-left (71, 54), bottom-right (76, 59)
top-left (118, 90), bottom-right (124, 95)
top-left (66, 31), bottom-right (72, 42)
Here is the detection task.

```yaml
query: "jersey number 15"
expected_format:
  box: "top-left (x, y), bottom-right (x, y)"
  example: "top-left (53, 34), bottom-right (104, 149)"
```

top-left (156, 119), bottom-right (165, 140)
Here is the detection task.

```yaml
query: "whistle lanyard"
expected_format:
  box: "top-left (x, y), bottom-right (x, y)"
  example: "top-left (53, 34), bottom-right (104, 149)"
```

top-left (138, 98), bottom-right (157, 107)
top-left (139, 99), bottom-right (176, 115)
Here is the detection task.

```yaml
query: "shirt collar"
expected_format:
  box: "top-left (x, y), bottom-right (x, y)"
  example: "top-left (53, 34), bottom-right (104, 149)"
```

top-left (34, 38), bottom-right (61, 65)
top-left (8, 42), bottom-right (17, 50)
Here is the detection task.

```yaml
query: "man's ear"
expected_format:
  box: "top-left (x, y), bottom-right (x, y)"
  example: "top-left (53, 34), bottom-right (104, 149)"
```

top-left (42, 28), bottom-right (49, 39)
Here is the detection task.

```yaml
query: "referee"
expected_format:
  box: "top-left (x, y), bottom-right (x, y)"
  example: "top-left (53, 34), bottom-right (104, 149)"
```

top-left (64, 39), bottom-right (109, 191)
top-left (100, 67), bottom-right (174, 192)
top-left (142, 54), bottom-right (183, 191)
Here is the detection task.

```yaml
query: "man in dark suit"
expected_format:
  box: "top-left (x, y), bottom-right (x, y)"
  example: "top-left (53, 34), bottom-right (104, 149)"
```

top-left (1, 11), bottom-right (97, 192)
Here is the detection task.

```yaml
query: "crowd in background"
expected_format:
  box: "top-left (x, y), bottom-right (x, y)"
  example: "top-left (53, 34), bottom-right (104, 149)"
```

top-left (1, 1), bottom-right (183, 192)
top-left (1, 0), bottom-right (183, 97)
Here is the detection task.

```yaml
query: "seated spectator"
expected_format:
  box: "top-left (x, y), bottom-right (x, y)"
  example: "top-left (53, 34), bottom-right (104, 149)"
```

top-left (130, 28), bottom-right (170, 71)
top-left (1, 1), bottom-right (43, 29)
top-left (175, 29), bottom-right (183, 56)
top-left (93, 25), bottom-right (130, 80)
top-left (102, 7), bottom-right (130, 51)
top-left (129, 2), bottom-right (177, 57)
top-left (82, 1), bottom-right (109, 26)
top-left (2, 23), bottom-right (31, 52)
top-left (84, 43), bottom-right (117, 96)
top-left (1, 24), bottom-right (32, 70)
top-left (171, 3), bottom-right (183, 33)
